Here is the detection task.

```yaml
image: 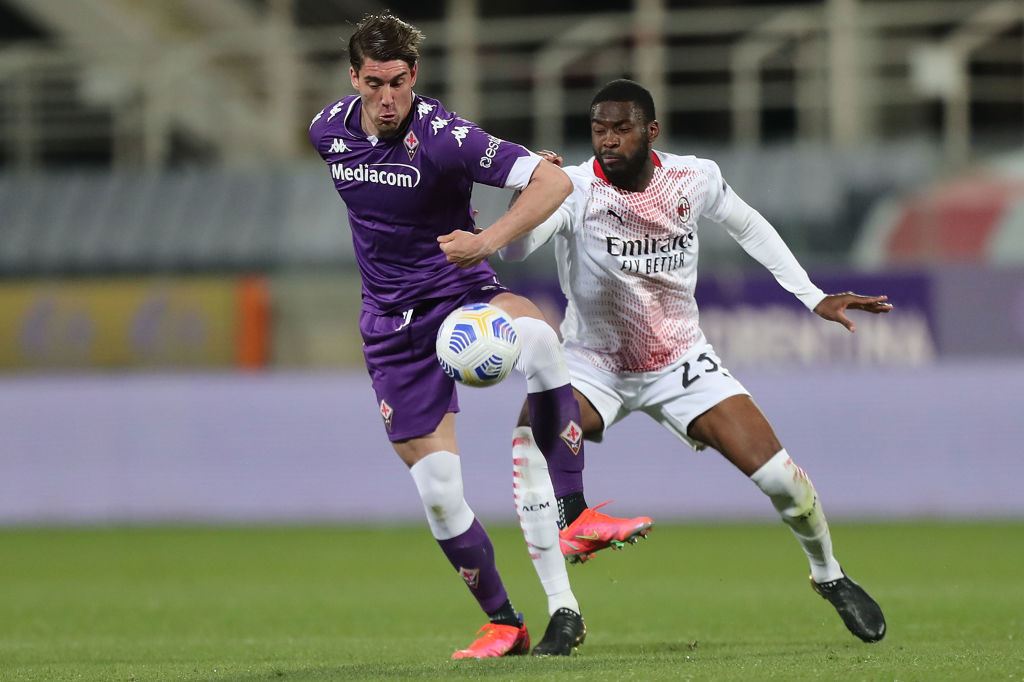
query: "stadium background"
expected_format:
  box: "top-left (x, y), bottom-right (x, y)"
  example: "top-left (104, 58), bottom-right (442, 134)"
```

top-left (0, 0), bottom-right (1022, 525)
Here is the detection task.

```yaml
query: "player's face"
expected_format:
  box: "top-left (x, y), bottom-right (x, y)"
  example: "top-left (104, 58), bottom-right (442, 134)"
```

top-left (350, 58), bottom-right (418, 139)
top-left (591, 101), bottom-right (658, 187)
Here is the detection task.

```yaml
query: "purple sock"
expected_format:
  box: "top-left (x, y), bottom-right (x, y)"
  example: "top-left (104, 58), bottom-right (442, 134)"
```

top-left (527, 384), bottom-right (585, 498)
top-left (437, 519), bottom-right (508, 615)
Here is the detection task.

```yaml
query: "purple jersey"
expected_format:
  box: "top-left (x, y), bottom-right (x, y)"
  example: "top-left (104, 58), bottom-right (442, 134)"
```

top-left (309, 93), bottom-right (538, 314)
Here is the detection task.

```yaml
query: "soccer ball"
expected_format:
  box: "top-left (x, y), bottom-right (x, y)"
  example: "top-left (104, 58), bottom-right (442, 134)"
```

top-left (436, 302), bottom-right (521, 387)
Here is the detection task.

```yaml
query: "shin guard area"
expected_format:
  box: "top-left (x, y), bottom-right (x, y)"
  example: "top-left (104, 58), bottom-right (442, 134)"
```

top-left (512, 427), bottom-right (559, 552)
top-left (512, 426), bottom-right (576, 613)
top-left (751, 449), bottom-right (842, 582)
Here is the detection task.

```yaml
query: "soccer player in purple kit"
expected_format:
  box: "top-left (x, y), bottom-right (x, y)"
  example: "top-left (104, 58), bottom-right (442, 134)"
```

top-left (308, 13), bottom-right (644, 658)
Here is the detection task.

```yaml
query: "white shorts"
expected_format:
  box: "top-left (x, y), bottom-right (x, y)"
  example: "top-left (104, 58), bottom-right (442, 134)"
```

top-left (564, 341), bottom-right (749, 451)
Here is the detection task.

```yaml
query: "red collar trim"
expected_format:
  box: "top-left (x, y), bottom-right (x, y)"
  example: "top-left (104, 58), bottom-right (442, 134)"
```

top-left (592, 151), bottom-right (660, 182)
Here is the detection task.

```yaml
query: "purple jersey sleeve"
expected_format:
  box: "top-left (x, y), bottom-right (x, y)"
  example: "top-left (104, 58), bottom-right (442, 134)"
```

top-left (427, 115), bottom-right (536, 189)
top-left (309, 94), bottom-right (533, 315)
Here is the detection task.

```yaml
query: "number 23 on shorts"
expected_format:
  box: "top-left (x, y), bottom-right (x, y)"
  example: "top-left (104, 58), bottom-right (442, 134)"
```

top-left (679, 351), bottom-right (723, 389)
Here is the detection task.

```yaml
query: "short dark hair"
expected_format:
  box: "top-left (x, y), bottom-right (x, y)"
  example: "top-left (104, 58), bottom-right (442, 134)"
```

top-left (591, 79), bottom-right (657, 124)
top-left (348, 12), bottom-right (424, 73)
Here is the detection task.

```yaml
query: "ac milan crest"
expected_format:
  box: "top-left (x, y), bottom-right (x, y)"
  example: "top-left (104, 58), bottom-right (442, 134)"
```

top-left (677, 195), bottom-right (691, 222)
top-left (403, 130), bottom-right (420, 160)
top-left (379, 398), bottom-right (394, 430)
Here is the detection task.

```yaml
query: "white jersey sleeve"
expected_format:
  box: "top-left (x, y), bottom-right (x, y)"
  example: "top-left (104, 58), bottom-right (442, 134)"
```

top-left (705, 160), bottom-right (826, 311)
top-left (504, 153), bottom-right (543, 191)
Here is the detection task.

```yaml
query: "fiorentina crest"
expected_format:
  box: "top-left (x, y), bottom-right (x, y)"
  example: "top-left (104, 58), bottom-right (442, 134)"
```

top-left (560, 420), bottom-right (583, 455)
top-left (458, 566), bottom-right (480, 588)
top-left (379, 398), bottom-right (394, 430)
top-left (403, 130), bottom-right (419, 160)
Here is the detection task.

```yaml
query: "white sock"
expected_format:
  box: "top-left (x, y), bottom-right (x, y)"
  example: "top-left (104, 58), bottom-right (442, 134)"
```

top-left (409, 451), bottom-right (475, 540)
top-left (750, 449), bottom-right (844, 583)
top-left (512, 426), bottom-right (580, 615)
top-left (512, 317), bottom-right (571, 392)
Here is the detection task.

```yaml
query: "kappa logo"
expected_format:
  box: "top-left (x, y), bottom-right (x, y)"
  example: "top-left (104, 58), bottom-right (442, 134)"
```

top-left (416, 101), bottom-right (435, 119)
top-left (309, 109), bottom-right (324, 130)
top-left (450, 125), bottom-right (470, 147)
top-left (458, 566), bottom-right (480, 589)
top-left (328, 138), bottom-right (350, 154)
top-left (560, 420), bottom-right (583, 455)
top-left (379, 399), bottom-right (394, 430)
top-left (327, 100), bottom-right (345, 122)
top-left (403, 130), bottom-right (419, 160)
top-left (430, 116), bottom-right (452, 135)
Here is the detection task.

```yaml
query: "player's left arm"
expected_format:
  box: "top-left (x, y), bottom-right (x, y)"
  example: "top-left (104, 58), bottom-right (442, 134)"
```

top-left (811, 292), bottom-right (893, 333)
top-left (713, 169), bottom-right (892, 332)
top-left (439, 159), bottom-right (571, 268)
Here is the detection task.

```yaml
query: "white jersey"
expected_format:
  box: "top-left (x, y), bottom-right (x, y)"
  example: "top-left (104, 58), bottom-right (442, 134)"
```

top-left (500, 150), bottom-right (826, 373)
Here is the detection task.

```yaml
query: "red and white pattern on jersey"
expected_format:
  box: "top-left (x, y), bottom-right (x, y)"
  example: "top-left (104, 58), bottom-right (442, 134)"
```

top-left (572, 164), bottom-right (717, 373)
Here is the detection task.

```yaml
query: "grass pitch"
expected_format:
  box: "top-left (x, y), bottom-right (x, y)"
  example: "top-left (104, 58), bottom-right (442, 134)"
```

top-left (1, 522), bottom-right (1022, 681)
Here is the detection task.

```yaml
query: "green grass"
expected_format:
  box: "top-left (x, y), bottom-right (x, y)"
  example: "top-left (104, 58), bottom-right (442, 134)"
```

top-left (1, 522), bottom-right (1022, 681)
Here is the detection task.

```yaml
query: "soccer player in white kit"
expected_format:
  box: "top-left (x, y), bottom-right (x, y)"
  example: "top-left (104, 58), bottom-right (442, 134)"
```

top-left (500, 79), bottom-right (892, 643)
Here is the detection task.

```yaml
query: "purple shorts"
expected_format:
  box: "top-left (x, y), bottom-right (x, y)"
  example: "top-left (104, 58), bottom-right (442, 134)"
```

top-left (360, 279), bottom-right (512, 442)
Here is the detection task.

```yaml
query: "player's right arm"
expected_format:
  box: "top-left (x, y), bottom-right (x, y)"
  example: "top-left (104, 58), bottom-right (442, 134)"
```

top-left (439, 159), bottom-right (571, 268)
top-left (498, 192), bottom-right (574, 262)
top-left (498, 155), bottom-right (578, 262)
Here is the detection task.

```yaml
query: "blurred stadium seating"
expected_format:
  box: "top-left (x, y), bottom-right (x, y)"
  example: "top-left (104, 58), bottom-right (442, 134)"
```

top-left (854, 150), bottom-right (1024, 267)
top-left (0, 0), bottom-right (1020, 370)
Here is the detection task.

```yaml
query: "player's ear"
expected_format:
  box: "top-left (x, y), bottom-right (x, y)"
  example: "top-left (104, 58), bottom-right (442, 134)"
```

top-left (350, 66), bottom-right (359, 90)
top-left (409, 62), bottom-right (418, 87)
top-left (648, 119), bottom-right (660, 142)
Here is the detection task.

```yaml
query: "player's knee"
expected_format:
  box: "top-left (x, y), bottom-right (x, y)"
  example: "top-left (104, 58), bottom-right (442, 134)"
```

top-left (515, 317), bottom-right (561, 372)
top-left (750, 449), bottom-right (818, 519)
top-left (513, 317), bottom-right (568, 391)
top-left (409, 451), bottom-right (474, 539)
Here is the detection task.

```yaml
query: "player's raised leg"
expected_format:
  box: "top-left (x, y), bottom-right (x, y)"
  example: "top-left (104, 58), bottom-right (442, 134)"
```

top-left (498, 297), bottom-right (586, 517)
top-left (503, 298), bottom-right (652, 564)
top-left (542, 382), bottom-right (653, 565)
top-left (508, 314), bottom-right (586, 501)
top-left (689, 394), bottom-right (886, 643)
